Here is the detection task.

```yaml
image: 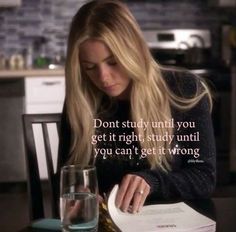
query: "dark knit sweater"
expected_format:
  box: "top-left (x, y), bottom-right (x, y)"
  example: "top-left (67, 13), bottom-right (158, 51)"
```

top-left (58, 69), bottom-right (216, 201)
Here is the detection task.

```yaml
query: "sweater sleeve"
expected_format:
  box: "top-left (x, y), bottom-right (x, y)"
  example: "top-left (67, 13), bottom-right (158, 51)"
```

top-left (134, 71), bottom-right (216, 200)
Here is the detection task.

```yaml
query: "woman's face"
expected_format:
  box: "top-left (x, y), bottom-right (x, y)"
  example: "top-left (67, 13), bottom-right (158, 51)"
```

top-left (79, 39), bottom-right (131, 100)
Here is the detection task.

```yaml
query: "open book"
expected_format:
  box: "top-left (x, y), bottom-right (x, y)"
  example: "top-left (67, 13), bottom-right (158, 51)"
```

top-left (107, 185), bottom-right (216, 232)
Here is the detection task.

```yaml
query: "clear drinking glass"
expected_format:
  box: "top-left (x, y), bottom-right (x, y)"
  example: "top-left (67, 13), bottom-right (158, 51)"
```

top-left (60, 165), bottom-right (99, 232)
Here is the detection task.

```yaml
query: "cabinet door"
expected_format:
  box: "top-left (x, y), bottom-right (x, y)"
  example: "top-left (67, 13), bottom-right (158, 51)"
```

top-left (209, 0), bottom-right (236, 6)
top-left (219, 0), bottom-right (236, 6)
top-left (0, 79), bottom-right (26, 182)
top-left (25, 77), bottom-right (65, 105)
top-left (0, 0), bottom-right (21, 7)
top-left (230, 66), bottom-right (236, 172)
top-left (26, 103), bottom-right (64, 114)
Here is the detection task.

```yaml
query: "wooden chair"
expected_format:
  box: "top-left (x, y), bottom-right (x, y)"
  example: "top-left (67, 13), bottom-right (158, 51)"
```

top-left (22, 113), bottom-right (61, 221)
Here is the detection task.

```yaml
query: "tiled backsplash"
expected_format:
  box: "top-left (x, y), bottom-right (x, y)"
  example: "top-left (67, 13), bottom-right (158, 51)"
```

top-left (0, 0), bottom-right (87, 60)
top-left (0, 0), bottom-right (232, 60)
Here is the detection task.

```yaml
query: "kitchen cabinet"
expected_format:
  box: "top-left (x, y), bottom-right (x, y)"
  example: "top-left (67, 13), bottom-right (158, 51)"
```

top-left (219, 0), bottom-right (236, 6)
top-left (230, 66), bottom-right (236, 172)
top-left (25, 76), bottom-right (65, 179)
top-left (0, 78), bottom-right (25, 182)
top-left (25, 76), bottom-right (65, 114)
top-left (209, 0), bottom-right (236, 7)
top-left (0, 0), bottom-right (21, 7)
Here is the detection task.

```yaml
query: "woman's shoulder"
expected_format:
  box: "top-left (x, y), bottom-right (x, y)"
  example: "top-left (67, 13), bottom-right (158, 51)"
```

top-left (160, 67), bottom-right (203, 98)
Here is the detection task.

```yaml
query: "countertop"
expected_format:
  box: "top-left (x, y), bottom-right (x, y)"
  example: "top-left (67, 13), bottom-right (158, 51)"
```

top-left (0, 68), bottom-right (65, 78)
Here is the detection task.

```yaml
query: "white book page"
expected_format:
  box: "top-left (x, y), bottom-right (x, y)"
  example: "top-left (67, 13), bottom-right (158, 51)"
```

top-left (108, 185), bottom-right (216, 232)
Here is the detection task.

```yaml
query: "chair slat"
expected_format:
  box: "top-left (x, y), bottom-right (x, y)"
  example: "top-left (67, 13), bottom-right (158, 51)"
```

top-left (22, 113), bottom-right (61, 221)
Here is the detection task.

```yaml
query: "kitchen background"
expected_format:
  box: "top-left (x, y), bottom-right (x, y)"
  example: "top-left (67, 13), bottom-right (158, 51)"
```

top-left (0, 0), bottom-right (236, 231)
top-left (0, 0), bottom-right (236, 60)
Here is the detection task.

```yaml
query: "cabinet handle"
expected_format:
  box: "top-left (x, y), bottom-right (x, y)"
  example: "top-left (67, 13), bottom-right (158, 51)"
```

top-left (41, 81), bottom-right (61, 86)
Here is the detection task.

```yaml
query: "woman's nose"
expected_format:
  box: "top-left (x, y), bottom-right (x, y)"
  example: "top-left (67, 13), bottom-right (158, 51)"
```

top-left (98, 66), bottom-right (110, 83)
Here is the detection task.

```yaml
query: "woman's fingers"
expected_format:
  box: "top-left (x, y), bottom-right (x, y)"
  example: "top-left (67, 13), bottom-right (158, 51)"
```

top-left (115, 174), bottom-right (150, 213)
top-left (115, 174), bottom-right (132, 208)
top-left (70, 200), bottom-right (81, 216)
top-left (119, 175), bottom-right (140, 212)
top-left (98, 194), bottom-right (104, 203)
top-left (131, 180), bottom-right (150, 213)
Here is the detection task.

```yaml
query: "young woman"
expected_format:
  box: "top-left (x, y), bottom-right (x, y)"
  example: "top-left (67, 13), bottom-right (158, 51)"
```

top-left (59, 0), bottom-right (216, 214)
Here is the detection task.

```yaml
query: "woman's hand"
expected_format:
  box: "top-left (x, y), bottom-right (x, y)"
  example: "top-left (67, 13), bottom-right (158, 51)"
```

top-left (115, 174), bottom-right (150, 213)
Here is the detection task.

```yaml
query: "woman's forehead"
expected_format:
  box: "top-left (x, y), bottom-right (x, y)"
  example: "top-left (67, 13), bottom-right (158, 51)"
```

top-left (79, 39), bottom-right (113, 63)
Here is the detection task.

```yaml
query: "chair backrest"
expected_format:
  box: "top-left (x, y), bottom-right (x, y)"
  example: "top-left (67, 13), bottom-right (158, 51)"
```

top-left (22, 113), bottom-right (61, 221)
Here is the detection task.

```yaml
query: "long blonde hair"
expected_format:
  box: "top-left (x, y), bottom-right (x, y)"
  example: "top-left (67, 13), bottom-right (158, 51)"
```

top-left (65, 0), bottom-right (212, 170)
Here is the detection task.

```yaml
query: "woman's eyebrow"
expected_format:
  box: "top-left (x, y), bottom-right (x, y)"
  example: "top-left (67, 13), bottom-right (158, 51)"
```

top-left (81, 55), bottom-right (114, 64)
top-left (103, 55), bottom-right (114, 61)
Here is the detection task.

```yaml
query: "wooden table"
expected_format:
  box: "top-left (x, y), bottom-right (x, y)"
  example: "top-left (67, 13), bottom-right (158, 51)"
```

top-left (19, 197), bottom-right (236, 232)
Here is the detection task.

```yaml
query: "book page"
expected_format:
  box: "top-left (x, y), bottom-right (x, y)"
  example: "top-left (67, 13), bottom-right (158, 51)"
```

top-left (108, 185), bottom-right (216, 232)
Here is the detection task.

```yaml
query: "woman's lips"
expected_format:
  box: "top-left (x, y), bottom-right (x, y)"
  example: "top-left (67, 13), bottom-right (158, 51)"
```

top-left (103, 84), bottom-right (117, 92)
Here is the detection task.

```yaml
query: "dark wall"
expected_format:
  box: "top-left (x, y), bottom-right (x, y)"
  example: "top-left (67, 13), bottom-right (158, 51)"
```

top-left (0, 0), bottom-right (234, 59)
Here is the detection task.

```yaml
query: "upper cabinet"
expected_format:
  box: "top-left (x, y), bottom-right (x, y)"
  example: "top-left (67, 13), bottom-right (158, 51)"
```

top-left (219, 0), bottom-right (236, 6)
top-left (0, 0), bottom-right (21, 7)
top-left (209, 0), bottom-right (236, 6)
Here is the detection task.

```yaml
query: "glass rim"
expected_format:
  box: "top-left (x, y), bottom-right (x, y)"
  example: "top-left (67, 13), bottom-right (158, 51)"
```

top-left (61, 164), bottom-right (96, 172)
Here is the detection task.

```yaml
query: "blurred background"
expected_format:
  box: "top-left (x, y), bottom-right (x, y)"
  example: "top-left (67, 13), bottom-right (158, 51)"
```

top-left (0, 0), bottom-right (236, 231)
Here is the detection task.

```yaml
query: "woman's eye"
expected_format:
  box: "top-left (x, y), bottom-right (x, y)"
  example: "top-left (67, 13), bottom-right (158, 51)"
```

top-left (107, 60), bottom-right (117, 66)
top-left (84, 65), bottom-right (96, 71)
